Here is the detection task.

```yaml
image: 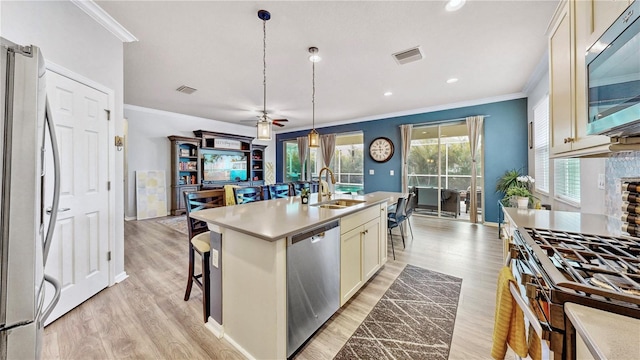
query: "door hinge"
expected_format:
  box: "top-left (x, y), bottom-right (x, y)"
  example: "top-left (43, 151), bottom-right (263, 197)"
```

top-left (107, 181), bottom-right (111, 191)
top-left (105, 109), bottom-right (111, 121)
top-left (107, 251), bottom-right (112, 261)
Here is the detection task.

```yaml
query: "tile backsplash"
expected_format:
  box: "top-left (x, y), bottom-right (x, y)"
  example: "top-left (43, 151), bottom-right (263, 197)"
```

top-left (605, 151), bottom-right (640, 235)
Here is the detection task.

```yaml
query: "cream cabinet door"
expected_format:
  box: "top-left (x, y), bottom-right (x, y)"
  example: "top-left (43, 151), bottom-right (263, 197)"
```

top-left (362, 217), bottom-right (381, 280)
top-left (340, 226), bottom-right (363, 306)
top-left (550, 2), bottom-right (574, 155)
top-left (572, 0), bottom-right (619, 151)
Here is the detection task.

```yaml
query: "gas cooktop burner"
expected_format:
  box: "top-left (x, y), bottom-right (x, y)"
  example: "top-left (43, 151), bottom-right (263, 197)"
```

top-left (515, 227), bottom-right (640, 308)
top-left (589, 273), bottom-right (640, 296)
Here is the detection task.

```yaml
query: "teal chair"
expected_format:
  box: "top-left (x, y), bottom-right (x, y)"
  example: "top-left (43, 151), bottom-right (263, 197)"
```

top-left (233, 186), bottom-right (262, 204)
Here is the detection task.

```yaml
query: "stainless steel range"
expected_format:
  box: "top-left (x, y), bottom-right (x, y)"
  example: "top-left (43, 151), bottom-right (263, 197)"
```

top-left (510, 227), bottom-right (640, 359)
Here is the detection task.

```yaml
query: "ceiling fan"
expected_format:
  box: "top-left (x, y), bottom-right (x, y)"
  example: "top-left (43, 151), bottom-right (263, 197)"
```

top-left (240, 114), bottom-right (289, 127)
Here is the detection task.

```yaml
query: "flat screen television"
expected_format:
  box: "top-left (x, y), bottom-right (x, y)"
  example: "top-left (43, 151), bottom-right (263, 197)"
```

top-left (201, 150), bottom-right (248, 183)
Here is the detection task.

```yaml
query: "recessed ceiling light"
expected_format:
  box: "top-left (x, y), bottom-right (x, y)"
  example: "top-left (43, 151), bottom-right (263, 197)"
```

top-left (446, 78), bottom-right (459, 84)
top-left (384, 91), bottom-right (393, 96)
top-left (445, 0), bottom-right (466, 12)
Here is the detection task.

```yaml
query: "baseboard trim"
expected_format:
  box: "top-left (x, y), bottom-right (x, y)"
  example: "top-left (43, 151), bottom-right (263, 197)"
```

top-left (222, 333), bottom-right (256, 360)
top-left (484, 221), bottom-right (498, 227)
top-left (124, 216), bottom-right (137, 221)
top-left (114, 272), bottom-right (129, 283)
top-left (205, 319), bottom-right (224, 339)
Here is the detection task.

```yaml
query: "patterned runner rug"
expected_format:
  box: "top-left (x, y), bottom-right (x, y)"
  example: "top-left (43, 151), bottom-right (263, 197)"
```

top-left (334, 264), bottom-right (462, 360)
top-left (155, 215), bottom-right (188, 235)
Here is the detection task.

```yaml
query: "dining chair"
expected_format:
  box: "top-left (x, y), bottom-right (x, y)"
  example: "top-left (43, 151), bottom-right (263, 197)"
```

top-left (269, 183), bottom-right (291, 199)
top-left (404, 191), bottom-right (417, 239)
top-left (260, 185), bottom-right (271, 200)
top-left (290, 181), bottom-right (311, 196)
top-left (183, 189), bottom-right (225, 322)
top-left (387, 196), bottom-right (408, 260)
top-left (233, 186), bottom-right (263, 204)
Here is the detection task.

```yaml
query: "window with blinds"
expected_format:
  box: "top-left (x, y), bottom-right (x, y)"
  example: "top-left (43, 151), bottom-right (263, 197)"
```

top-left (533, 96), bottom-right (549, 193)
top-left (554, 158), bottom-right (580, 204)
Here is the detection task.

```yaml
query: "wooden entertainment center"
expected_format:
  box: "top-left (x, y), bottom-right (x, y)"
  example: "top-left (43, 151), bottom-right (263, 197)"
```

top-left (168, 130), bottom-right (266, 215)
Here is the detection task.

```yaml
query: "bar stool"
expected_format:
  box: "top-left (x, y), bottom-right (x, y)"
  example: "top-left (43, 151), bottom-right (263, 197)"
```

top-left (183, 189), bottom-right (225, 322)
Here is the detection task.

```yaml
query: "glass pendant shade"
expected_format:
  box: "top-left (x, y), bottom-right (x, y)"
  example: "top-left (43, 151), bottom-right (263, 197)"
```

top-left (308, 129), bottom-right (320, 148)
top-left (257, 119), bottom-right (272, 140)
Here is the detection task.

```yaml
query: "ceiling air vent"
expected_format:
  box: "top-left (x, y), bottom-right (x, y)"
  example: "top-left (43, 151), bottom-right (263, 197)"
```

top-left (392, 46), bottom-right (423, 65)
top-left (176, 85), bottom-right (197, 94)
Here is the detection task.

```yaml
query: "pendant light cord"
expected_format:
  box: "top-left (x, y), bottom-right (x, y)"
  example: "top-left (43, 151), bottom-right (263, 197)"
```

top-left (312, 57), bottom-right (315, 129)
top-left (262, 18), bottom-right (267, 120)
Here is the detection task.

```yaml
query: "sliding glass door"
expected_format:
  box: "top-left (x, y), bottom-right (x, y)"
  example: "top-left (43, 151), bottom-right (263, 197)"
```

top-left (408, 122), bottom-right (483, 222)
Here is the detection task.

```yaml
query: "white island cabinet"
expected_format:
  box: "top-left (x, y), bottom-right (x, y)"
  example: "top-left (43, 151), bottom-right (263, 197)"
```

top-left (190, 191), bottom-right (401, 360)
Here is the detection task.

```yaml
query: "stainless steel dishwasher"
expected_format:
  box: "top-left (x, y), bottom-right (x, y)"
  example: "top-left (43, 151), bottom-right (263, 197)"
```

top-left (286, 220), bottom-right (340, 358)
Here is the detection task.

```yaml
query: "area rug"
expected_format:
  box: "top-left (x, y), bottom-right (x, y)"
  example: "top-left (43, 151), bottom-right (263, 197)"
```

top-left (334, 264), bottom-right (462, 360)
top-left (155, 215), bottom-right (188, 235)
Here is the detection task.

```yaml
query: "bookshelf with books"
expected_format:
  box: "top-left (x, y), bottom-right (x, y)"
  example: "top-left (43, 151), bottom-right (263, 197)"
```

top-left (168, 135), bottom-right (201, 215)
top-left (251, 144), bottom-right (266, 183)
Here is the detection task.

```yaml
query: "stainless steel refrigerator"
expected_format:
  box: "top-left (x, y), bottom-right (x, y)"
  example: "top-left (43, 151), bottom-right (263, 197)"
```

top-left (0, 38), bottom-right (61, 359)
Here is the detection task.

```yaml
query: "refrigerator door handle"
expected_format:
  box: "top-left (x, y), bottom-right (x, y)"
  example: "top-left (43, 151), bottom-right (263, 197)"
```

top-left (43, 97), bottom-right (60, 264)
top-left (41, 274), bottom-right (61, 323)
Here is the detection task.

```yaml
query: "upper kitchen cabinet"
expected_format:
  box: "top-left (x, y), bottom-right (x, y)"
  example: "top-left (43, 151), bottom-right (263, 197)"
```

top-left (549, 0), bottom-right (621, 157)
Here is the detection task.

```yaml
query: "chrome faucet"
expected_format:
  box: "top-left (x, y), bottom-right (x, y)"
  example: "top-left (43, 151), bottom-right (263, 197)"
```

top-left (318, 167), bottom-right (336, 199)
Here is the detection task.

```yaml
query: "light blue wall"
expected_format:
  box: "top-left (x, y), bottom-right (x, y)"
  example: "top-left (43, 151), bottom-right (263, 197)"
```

top-left (276, 98), bottom-right (529, 222)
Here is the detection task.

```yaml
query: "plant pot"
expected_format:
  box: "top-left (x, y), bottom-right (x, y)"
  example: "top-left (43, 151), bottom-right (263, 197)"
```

top-left (516, 196), bottom-right (529, 209)
top-left (301, 195), bottom-right (309, 204)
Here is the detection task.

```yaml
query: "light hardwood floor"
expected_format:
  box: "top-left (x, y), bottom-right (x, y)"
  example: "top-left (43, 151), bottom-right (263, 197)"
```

top-left (43, 214), bottom-right (503, 359)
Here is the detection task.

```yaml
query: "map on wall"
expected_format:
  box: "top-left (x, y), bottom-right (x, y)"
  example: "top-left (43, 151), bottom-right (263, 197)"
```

top-left (136, 170), bottom-right (168, 220)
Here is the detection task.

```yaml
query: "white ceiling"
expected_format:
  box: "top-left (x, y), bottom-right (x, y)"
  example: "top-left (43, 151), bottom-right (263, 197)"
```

top-left (97, 0), bottom-right (559, 132)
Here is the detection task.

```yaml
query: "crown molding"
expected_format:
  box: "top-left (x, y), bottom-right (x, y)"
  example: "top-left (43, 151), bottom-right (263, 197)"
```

top-left (71, 0), bottom-right (138, 42)
top-left (522, 49), bottom-right (549, 95)
top-left (282, 92), bottom-right (527, 133)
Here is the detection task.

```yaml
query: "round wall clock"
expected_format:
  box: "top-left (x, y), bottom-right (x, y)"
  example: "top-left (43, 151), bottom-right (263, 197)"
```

top-left (369, 137), bottom-right (394, 163)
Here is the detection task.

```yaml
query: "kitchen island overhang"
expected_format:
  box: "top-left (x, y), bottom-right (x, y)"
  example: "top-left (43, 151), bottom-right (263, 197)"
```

top-left (190, 191), bottom-right (403, 359)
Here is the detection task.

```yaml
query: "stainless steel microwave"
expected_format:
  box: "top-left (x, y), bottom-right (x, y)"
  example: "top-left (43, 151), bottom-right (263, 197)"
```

top-left (586, 1), bottom-right (640, 137)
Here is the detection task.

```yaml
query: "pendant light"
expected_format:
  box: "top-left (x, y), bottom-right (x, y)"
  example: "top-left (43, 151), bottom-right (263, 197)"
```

top-left (308, 47), bottom-right (321, 148)
top-left (257, 10), bottom-right (272, 140)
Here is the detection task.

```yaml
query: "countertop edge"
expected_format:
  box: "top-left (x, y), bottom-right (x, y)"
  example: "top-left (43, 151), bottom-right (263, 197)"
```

top-left (191, 194), bottom-right (395, 242)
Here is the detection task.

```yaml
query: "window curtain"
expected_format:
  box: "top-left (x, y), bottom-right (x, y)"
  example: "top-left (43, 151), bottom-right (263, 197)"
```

top-left (320, 134), bottom-right (336, 167)
top-left (466, 115), bottom-right (484, 223)
top-left (400, 124), bottom-right (413, 192)
top-left (296, 136), bottom-right (309, 181)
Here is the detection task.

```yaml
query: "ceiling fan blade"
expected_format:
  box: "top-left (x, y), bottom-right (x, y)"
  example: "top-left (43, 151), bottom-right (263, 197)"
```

top-left (272, 122), bottom-right (285, 127)
top-left (272, 119), bottom-right (288, 122)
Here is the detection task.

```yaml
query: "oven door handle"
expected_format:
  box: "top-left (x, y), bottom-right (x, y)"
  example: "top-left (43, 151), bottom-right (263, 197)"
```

top-left (509, 282), bottom-right (544, 339)
top-left (505, 253), bottom-right (544, 339)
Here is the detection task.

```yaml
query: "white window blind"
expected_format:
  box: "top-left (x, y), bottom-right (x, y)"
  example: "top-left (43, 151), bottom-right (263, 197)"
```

top-left (533, 96), bottom-right (549, 193)
top-left (554, 158), bottom-right (580, 204)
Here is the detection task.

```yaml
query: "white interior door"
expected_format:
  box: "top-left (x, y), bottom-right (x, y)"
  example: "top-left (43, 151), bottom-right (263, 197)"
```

top-left (43, 70), bottom-right (110, 324)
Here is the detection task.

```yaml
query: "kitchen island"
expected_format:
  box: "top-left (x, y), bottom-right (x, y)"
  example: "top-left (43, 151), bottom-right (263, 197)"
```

top-left (190, 191), bottom-right (402, 359)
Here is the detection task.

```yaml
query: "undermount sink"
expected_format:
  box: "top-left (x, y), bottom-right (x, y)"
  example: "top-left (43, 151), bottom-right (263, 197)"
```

top-left (312, 199), bottom-right (366, 209)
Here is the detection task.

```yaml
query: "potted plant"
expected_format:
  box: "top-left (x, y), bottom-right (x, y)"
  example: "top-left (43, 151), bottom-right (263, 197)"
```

top-left (300, 187), bottom-right (310, 204)
top-left (505, 186), bottom-right (532, 209)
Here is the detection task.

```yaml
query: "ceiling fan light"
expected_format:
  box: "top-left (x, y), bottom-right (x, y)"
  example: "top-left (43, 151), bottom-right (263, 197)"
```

top-left (257, 120), bottom-right (272, 140)
top-left (308, 129), bottom-right (320, 148)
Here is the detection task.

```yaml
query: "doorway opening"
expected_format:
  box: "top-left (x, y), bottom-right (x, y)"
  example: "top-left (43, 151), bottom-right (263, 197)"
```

top-left (407, 122), bottom-right (483, 222)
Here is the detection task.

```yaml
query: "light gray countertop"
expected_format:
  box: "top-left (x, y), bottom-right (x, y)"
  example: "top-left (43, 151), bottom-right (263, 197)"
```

top-left (190, 191), bottom-right (403, 241)
top-left (502, 207), bottom-right (621, 237)
top-left (565, 303), bottom-right (640, 359)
